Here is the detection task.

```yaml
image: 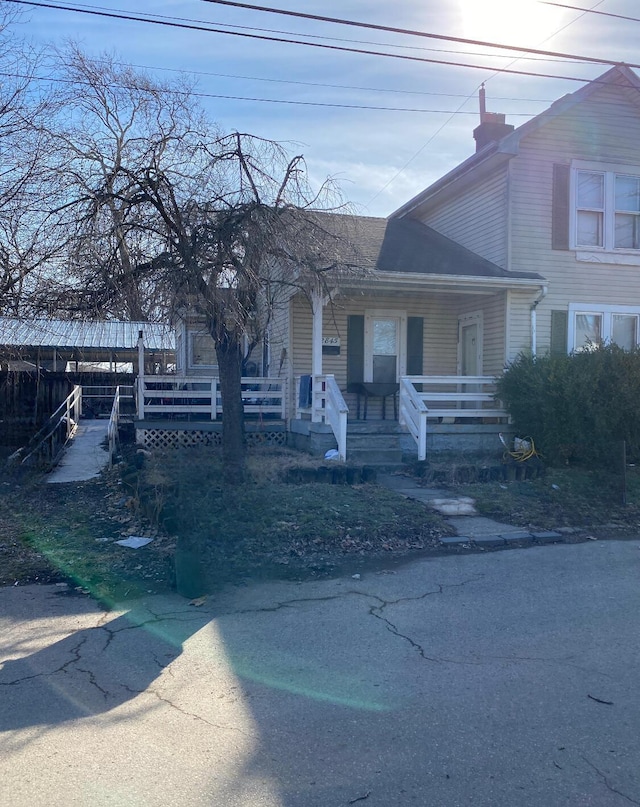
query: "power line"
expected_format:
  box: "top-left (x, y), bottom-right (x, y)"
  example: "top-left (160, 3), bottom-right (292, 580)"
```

top-left (10, 1), bottom-right (636, 83)
top-left (540, 1), bottom-right (640, 24)
top-left (0, 70), bottom-right (544, 115)
top-left (110, 60), bottom-right (557, 104)
top-left (46, 2), bottom-right (603, 64)
top-left (197, 0), bottom-right (637, 69)
top-left (34, 2), bottom-right (527, 57)
top-left (367, 0), bottom-right (607, 207)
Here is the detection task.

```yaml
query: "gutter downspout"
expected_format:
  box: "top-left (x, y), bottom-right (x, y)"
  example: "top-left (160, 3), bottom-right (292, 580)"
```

top-left (530, 285), bottom-right (548, 357)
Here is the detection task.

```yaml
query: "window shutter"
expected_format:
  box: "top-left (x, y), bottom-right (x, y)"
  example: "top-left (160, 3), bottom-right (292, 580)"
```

top-left (552, 163), bottom-right (571, 250)
top-left (346, 315), bottom-right (365, 391)
top-left (406, 317), bottom-right (424, 375)
top-left (550, 310), bottom-right (568, 356)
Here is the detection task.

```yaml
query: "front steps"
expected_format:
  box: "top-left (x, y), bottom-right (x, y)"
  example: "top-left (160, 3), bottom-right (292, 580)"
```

top-left (346, 420), bottom-right (404, 467)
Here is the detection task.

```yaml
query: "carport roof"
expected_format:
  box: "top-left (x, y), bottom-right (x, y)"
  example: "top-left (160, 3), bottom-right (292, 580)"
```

top-left (0, 318), bottom-right (174, 352)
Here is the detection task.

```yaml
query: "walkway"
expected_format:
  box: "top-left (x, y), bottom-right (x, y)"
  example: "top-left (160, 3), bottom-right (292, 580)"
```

top-left (46, 419), bottom-right (110, 483)
top-left (377, 472), bottom-right (565, 548)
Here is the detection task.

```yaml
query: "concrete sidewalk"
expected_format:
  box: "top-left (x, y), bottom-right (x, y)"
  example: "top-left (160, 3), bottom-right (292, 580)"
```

top-left (46, 419), bottom-right (110, 483)
top-left (377, 472), bottom-right (566, 549)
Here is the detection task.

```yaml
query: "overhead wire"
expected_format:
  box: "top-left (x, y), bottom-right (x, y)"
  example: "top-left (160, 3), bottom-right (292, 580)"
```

top-left (10, 0), bottom-right (640, 78)
top-left (540, 1), bottom-right (640, 24)
top-left (367, 0), bottom-right (606, 206)
top-left (197, 0), bottom-right (640, 68)
top-left (0, 69), bottom-right (545, 115)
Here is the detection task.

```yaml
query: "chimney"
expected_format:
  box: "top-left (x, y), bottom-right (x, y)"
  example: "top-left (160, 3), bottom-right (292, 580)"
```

top-left (473, 83), bottom-right (514, 152)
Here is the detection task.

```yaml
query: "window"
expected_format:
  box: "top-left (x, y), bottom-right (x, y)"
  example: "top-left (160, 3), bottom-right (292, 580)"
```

top-left (569, 304), bottom-right (639, 351)
top-left (615, 175), bottom-right (640, 249)
top-left (572, 163), bottom-right (640, 252)
top-left (189, 331), bottom-right (217, 368)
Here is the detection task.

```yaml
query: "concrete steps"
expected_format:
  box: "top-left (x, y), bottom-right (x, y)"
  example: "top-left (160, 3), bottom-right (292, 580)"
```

top-left (346, 421), bottom-right (404, 467)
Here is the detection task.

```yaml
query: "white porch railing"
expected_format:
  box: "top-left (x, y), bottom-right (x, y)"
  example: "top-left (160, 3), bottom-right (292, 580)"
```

top-left (136, 375), bottom-right (285, 420)
top-left (294, 374), bottom-right (349, 461)
top-left (400, 375), bottom-right (508, 461)
top-left (399, 378), bottom-right (428, 462)
top-left (323, 375), bottom-right (348, 461)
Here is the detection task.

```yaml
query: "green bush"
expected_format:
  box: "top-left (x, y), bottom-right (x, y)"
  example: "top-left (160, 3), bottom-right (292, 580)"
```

top-left (496, 345), bottom-right (640, 466)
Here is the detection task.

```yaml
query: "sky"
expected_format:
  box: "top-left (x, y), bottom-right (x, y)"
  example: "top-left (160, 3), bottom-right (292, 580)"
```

top-left (11, 0), bottom-right (640, 217)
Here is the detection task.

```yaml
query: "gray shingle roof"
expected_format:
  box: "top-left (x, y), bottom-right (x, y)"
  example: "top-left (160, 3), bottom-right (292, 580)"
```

top-left (313, 212), bottom-right (544, 281)
top-left (376, 218), bottom-right (544, 280)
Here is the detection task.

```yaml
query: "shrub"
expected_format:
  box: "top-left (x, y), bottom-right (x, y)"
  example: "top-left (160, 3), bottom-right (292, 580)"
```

top-left (496, 345), bottom-right (640, 466)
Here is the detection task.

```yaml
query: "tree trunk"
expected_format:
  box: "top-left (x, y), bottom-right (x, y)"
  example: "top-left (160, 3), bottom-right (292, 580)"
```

top-left (215, 329), bottom-right (246, 483)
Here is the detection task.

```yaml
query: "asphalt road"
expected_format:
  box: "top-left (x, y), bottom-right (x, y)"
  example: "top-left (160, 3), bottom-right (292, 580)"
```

top-left (1, 540), bottom-right (639, 807)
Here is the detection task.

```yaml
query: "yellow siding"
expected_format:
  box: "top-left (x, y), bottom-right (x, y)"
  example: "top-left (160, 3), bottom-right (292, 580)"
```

top-left (506, 290), bottom-right (533, 361)
top-left (290, 290), bottom-right (505, 382)
top-left (458, 293), bottom-right (508, 375)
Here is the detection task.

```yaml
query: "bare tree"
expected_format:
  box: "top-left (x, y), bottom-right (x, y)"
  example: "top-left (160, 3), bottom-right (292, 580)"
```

top-left (0, 5), bottom-right (62, 315)
top-left (30, 49), bottom-right (364, 480)
top-left (80, 128), bottom-right (362, 480)
top-left (38, 45), bottom-right (206, 320)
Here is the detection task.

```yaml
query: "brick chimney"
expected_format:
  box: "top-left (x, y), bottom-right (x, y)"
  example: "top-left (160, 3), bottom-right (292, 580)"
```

top-left (473, 84), bottom-right (514, 152)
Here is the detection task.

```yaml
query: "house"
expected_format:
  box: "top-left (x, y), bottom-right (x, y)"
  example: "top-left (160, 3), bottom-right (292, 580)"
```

top-left (136, 65), bottom-right (640, 462)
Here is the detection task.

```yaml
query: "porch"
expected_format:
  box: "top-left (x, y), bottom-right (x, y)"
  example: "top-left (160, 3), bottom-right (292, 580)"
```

top-left (133, 372), bottom-right (509, 461)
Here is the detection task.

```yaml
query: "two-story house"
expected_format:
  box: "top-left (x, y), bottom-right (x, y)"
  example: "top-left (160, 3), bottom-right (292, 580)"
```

top-left (394, 63), bottom-right (640, 359)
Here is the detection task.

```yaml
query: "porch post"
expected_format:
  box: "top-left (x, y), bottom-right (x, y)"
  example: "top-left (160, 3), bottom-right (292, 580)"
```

top-left (137, 330), bottom-right (145, 375)
top-left (137, 330), bottom-right (145, 421)
top-left (311, 290), bottom-right (323, 423)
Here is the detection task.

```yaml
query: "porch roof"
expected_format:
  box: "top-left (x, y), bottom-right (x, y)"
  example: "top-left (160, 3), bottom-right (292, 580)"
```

top-left (316, 213), bottom-right (544, 286)
top-left (376, 218), bottom-right (544, 282)
top-left (328, 214), bottom-right (546, 290)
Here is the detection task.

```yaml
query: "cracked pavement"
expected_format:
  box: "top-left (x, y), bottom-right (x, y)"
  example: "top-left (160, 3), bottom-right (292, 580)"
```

top-left (1, 540), bottom-right (640, 806)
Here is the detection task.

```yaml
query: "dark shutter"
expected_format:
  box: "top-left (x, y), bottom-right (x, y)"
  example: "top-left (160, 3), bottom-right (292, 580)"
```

top-left (406, 317), bottom-right (424, 375)
top-left (346, 315), bottom-right (364, 391)
top-left (552, 163), bottom-right (571, 250)
top-left (550, 310), bottom-right (568, 356)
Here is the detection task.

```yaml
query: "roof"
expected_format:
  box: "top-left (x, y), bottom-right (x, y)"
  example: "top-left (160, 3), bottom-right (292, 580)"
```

top-left (377, 218), bottom-right (544, 280)
top-left (310, 212), bottom-right (544, 282)
top-left (392, 65), bottom-right (640, 219)
top-left (0, 318), bottom-right (174, 351)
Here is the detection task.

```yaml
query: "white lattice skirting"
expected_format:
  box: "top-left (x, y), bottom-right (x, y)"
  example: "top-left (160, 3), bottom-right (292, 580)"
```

top-left (138, 428), bottom-right (286, 450)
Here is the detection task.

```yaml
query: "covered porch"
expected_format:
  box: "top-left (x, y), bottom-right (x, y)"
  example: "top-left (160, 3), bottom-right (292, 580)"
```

top-left (133, 215), bottom-right (545, 461)
top-left (284, 261), bottom-right (543, 460)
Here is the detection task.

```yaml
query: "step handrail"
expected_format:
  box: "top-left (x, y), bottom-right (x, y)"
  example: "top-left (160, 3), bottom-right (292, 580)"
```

top-left (107, 386), bottom-right (121, 467)
top-left (9, 385), bottom-right (82, 467)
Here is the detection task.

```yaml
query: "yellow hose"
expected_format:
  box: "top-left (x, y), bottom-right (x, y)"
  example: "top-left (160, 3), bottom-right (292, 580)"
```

top-left (503, 436), bottom-right (540, 462)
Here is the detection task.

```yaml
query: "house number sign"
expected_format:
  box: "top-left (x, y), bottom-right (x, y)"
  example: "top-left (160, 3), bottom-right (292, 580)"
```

top-left (322, 336), bottom-right (340, 355)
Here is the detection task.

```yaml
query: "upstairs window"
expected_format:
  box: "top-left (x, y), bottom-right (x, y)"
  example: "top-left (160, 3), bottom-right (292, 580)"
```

top-left (614, 174), bottom-right (640, 249)
top-left (571, 164), bottom-right (640, 252)
top-left (576, 171), bottom-right (604, 247)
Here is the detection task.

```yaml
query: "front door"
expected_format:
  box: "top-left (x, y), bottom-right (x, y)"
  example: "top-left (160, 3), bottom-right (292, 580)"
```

top-left (366, 316), bottom-right (403, 383)
top-left (458, 312), bottom-right (483, 409)
top-left (458, 312), bottom-right (483, 376)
